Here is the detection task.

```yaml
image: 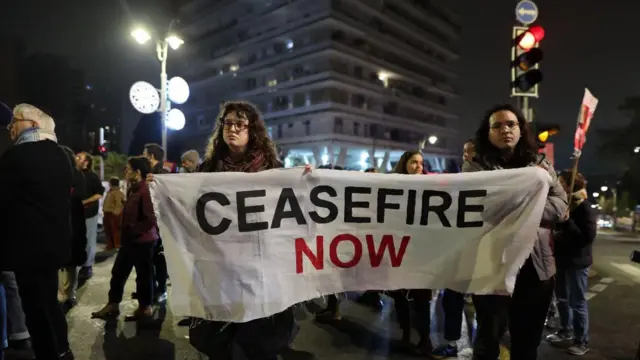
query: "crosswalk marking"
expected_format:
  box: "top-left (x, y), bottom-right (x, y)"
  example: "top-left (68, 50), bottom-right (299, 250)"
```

top-left (590, 283), bottom-right (607, 292)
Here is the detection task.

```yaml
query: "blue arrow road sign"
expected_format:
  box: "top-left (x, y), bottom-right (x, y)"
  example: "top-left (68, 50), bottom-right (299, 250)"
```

top-left (515, 0), bottom-right (538, 25)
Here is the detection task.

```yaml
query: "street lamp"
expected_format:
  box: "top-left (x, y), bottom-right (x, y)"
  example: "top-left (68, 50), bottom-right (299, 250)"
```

top-left (634, 146), bottom-right (640, 154)
top-left (131, 24), bottom-right (185, 161)
top-left (601, 186), bottom-right (608, 192)
top-left (592, 192), bottom-right (599, 198)
top-left (428, 135), bottom-right (438, 145)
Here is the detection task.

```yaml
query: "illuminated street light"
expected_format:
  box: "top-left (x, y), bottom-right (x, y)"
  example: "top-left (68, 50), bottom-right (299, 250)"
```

top-left (131, 28), bottom-right (151, 44)
top-left (130, 21), bottom-right (185, 161)
top-left (166, 35), bottom-right (184, 50)
top-left (600, 186), bottom-right (608, 192)
top-left (428, 135), bottom-right (438, 145)
top-left (634, 146), bottom-right (640, 154)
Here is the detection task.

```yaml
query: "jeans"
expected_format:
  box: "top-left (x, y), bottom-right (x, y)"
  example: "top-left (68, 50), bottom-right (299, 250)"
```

top-left (84, 215), bottom-right (99, 266)
top-left (0, 272), bottom-right (29, 341)
top-left (1, 284), bottom-right (7, 350)
top-left (556, 266), bottom-right (589, 345)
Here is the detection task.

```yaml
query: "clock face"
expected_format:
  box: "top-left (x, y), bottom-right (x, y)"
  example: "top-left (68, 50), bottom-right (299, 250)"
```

top-left (129, 81), bottom-right (160, 114)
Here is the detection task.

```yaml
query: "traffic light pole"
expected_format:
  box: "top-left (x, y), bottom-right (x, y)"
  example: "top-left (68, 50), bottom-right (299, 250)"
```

top-left (99, 127), bottom-right (105, 181)
top-left (521, 96), bottom-right (533, 122)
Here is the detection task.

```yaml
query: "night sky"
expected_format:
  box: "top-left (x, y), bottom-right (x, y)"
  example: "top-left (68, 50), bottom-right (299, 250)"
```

top-left (3, 0), bottom-right (638, 174)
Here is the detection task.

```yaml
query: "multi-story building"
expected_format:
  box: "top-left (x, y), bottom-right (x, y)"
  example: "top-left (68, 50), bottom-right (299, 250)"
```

top-left (174, 0), bottom-right (460, 171)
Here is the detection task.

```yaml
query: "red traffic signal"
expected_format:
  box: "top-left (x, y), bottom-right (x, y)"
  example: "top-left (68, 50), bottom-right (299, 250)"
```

top-left (517, 25), bottom-right (545, 51)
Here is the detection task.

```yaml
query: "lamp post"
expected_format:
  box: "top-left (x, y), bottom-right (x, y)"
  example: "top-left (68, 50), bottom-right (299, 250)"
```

top-left (131, 25), bottom-right (184, 161)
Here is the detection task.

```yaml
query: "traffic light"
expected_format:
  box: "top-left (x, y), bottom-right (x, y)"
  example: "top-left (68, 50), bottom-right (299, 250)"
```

top-left (97, 142), bottom-right (109, 158)
top-left (511, 25), bottom-right (545, 97)
top-left (535, 123), bottom-right (560, 148)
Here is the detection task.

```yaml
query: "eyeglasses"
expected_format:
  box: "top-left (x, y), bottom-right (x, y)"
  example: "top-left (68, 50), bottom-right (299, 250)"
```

top-left (489, 121), bottom-right (518, 131)
top-left (222, 120), bottom-right (249, 131)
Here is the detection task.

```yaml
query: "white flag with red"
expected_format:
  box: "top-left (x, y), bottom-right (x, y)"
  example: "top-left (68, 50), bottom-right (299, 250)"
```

top-left (574, 88), bottom-right (599, 152)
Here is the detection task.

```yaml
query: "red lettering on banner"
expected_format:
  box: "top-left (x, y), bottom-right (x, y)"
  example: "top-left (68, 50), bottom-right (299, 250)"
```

top-left (295, 234), bottom-right (411, 273)
top-left (366, 234), bottom-right (411, 267)
top-left (329, 234), bottom-right (362, 268)
top-left (295, 236), bottom-right (324, 273)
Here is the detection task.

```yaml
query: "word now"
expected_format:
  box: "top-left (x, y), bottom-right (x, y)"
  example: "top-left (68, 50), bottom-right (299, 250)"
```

top-left (294, 233), bottom-right (410, 274)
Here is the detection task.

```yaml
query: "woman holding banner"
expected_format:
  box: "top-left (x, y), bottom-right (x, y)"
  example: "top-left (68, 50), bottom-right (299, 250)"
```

top-left (387, 150), bottom-right (434, 355)
top-left (462, 104), bottom-right (568, 360)
top-left (185, 100), bottom-right (295, 360)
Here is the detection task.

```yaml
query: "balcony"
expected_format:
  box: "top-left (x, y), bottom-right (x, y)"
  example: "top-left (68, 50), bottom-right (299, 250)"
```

top-left (187, 0), bottom-right (310, 50)
top-left (331, 11), bottom-right (455, 78)
top-left (330, 42), bottom-right (456, 97)
top-left (205, 10), bottom-right (332, 67)
top-left (386, 0), bottom-right (460, 40)
top-left (261, 102), bottom-right (455, 135)
top-left (350, 0), bottom-right (458, 60)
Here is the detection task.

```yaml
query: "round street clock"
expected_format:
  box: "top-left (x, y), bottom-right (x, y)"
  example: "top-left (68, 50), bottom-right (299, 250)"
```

top-left (129, 81), bottom-right (160, 114)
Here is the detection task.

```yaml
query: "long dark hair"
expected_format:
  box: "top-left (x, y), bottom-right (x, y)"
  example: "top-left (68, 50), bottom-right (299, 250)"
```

top-left (204, 100), bottom-right (279, 169)
top-left (128, 156), bottom-right (152, 180)
top-left (393, 150), bottom-right (422, 174)
top-left (473, 103), bottom-right (538, 167)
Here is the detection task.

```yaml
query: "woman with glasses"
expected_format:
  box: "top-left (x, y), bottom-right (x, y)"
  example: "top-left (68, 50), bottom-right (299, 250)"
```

top-left (186, 101), bottom-right (294, 360)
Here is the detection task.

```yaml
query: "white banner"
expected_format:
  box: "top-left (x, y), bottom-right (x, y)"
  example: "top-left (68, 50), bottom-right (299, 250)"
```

top-left (150, 167), bottom-right (550, 322)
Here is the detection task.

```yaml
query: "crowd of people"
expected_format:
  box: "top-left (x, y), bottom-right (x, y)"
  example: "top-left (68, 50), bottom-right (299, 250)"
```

top-left (0, 100), bottom-right (597, 360)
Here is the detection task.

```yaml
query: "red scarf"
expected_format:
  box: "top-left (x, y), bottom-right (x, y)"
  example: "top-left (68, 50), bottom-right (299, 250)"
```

top-left (217, 151), bottom-right (267, 173)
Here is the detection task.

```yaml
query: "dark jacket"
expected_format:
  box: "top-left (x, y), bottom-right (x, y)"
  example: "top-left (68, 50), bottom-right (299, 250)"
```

top-left (152, 161), bottom-right (169, 174)
top-left (68, 168), bottom-right (88, 266)
top-left (82, 170), bottom-right (105, 218)
top-left (0, 127), bottom-right (12, 158)
top-left (554, 199), bottom-right (597, 268)
top-left (0, 140), bottom-right (72, 270)
top-left (121, 181), bottom-right (158, 244)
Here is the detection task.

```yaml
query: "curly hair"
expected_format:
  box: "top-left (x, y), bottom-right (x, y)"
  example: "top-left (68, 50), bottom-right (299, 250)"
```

top-left (473, 103), bottom-right (538, 167)
top-left (204, 100), bottom-right (279, 168)
top-left (392, 150), bottom-right (423, 174)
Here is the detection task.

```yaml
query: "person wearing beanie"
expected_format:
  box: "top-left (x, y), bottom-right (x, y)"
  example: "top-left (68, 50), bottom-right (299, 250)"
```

top-left (545, 170), bottom-right (597, 356)
top-left (0, 104), bottom-right (74, 359)
top-left (180, 149), bottom-right (200, 173)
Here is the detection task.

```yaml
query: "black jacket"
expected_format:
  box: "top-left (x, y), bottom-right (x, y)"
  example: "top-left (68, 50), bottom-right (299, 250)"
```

top-left (68, 168), bottom-right (88, 266)
top-left (82, 170), bottom-right (105, 218)
top-left (554, 200), bottom-right (597, 268)
top-left (0, 140), bottom-right (73, 270)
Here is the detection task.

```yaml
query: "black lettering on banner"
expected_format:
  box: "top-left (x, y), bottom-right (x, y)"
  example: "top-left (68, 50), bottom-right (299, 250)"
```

top-left (309, 185), bottom-right (338, 224)
top-left (271, 188), bottom-right (307, 229)
top-left (406, 189), bottom-right (417, 225)
top-left (420, 190), bottom-right (453, 227)
top-left (457, 189), bottom-right (486, 228)
top-left (237, 190), bottom-right (269, 232)
top-left (196, 192), bottom-right (232, 235)
top-left (344, 186), bottom-right (372, 223)
top-left (377, 188), bottom-right (403, 223)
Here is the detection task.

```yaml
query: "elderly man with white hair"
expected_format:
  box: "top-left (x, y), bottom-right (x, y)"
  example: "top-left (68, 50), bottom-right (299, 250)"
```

top-left (0, 104), bottom-right (74, 359)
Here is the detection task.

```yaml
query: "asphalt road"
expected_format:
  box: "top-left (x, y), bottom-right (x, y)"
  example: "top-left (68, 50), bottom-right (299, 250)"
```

top-left (6, 231), bottom-right (640, 360)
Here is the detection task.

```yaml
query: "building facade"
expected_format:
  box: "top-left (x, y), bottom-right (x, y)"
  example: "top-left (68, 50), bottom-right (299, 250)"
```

top-left (174, 0), bottom-right (461, 171)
